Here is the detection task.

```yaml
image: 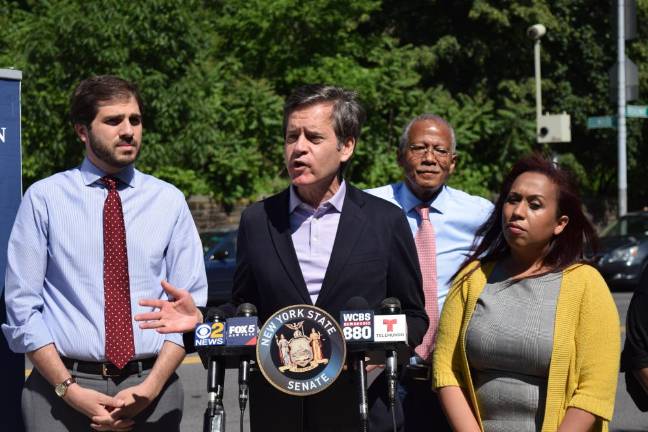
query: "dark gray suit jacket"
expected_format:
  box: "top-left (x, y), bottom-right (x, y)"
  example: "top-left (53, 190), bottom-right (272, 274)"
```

top-left (232, 183), bottom-right (428, 347)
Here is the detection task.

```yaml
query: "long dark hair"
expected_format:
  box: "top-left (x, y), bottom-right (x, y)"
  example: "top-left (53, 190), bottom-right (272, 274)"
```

top-left (456, 154), bottom-right (598, 278)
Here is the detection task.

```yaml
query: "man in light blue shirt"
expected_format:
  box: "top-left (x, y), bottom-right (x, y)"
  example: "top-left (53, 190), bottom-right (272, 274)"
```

top-left (366, 114), bottom-right (493, 431)
top-left (2, 75), bottom-right (207, 431)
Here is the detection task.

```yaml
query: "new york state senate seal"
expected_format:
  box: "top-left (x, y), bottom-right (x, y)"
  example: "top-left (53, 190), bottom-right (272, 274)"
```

top-left (256, 304), bottom-right (346, 396)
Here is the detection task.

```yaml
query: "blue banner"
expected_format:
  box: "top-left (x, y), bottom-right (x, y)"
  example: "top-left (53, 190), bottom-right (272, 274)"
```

top-left (0, 69), bottom-right (22, 296)
top-left (0, 69), bottom-right (24, 432)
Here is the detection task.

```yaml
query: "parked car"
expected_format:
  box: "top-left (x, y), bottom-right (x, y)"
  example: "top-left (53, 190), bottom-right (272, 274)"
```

top-left (203, 229), bottom-right (237, 305)
top-left (200, 228), bottom-right (235, 254)
top-left (593, 211), bottom-right (648, 290)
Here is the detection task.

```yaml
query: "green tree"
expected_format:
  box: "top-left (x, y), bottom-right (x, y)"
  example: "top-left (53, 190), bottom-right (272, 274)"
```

top-left (2, 0), bottom-right (648, 213)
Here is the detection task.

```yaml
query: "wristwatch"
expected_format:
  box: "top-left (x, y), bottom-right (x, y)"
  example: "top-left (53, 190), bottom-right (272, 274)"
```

top-left (54, 376), bottom-right (76, 398)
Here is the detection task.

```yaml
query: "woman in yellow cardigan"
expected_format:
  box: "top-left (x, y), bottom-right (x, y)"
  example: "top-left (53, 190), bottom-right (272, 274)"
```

top-left (433, 155), bottom-right (620, 432)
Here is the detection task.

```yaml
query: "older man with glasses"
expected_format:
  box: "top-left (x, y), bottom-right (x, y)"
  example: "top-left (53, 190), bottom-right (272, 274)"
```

top-left (366, 114), bottom-right (493, 431)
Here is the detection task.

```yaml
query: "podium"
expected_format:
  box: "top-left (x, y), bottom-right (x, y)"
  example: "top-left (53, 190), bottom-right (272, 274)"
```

top-left (198, 342), bottom-right (410, 432)
top-left (196, 303), bottom-right (410, 432)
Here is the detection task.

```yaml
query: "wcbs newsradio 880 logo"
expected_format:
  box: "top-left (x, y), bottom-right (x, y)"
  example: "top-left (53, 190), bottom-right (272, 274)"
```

top-left (339, 310), bottom-right (374, 342)
top-left (339, 308), bottom-right (408, 344)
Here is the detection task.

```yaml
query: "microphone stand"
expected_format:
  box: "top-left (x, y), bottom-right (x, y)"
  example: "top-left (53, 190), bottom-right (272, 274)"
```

top-left (385, 350), bottom-right (397, 410)
top-left (235, 302), bottom-right (257, 432)
top-left (239, 358), bottom-right (250, 432)
top-left (352, 353), bottom-right (369, 432)
top-left (204, 355), bottom-right (226, 432)
top-left (380, 297), bottom-right (402, 432)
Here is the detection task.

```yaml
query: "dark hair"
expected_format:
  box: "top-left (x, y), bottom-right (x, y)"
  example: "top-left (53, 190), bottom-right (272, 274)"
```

top-left (282, 84), bottom-right (365, 149)
top-left (70, 75), bottom-right (143, 127)
top-left (457, 154), bottom-right (598, 277)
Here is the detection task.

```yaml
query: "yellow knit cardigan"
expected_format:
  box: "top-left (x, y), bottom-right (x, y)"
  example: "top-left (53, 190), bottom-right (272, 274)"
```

top-left (432, 262), bottom-right (620, 432)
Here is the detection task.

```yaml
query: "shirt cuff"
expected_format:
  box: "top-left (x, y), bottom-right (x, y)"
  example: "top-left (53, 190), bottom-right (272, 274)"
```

top-left (432, 370), bottom-right (465, 390)
top-left (1, 314), bottom-right (54, 353)
top-left (568, 394), bottom-right (614, 422)
top-left (164, 331), bottom-right (184, 348)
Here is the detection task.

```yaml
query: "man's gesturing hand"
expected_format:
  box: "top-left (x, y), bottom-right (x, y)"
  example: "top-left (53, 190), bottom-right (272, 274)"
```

top-left (134, 280), bottom-right (202, 333)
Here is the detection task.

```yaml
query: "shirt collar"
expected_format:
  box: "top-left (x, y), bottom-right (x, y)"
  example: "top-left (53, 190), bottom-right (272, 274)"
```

top-left (289, 180), bottom-right (347, 214)
top-left (80, 157), bottom-right (136, 188)
top-left (397, 182), bottom-right (451, 215)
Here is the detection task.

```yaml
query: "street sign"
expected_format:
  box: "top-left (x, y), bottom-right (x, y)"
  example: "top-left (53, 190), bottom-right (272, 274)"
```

top-left (609, 57), bottom-right (639, 102)
top-left (626, 105), bottom-right (648, 118)
top-left (587, 116), bottom-right (617, 129)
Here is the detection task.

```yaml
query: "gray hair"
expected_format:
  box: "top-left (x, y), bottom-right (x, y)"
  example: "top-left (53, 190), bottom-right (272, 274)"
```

top-left (283, 84), bottom-right (366, 150)
top-left (398, 114), bottom-right (456, 153)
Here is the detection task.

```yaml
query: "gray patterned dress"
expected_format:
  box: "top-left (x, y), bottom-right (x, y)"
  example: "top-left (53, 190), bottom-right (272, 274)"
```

top-left (465, 268), bottom-right (562, 432)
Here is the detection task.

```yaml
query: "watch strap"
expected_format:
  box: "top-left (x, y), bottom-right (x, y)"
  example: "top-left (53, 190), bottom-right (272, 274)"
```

top-left (55, 376), bottom-right (76, 397)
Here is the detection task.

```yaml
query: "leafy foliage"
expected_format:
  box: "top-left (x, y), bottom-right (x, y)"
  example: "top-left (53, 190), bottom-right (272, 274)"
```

top-left (1, 0), bottom-right (647, 214)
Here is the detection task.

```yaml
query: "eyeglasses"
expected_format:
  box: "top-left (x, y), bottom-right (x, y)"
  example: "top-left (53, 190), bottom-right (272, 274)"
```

top-left (407, 144), bottom-right (452, 159)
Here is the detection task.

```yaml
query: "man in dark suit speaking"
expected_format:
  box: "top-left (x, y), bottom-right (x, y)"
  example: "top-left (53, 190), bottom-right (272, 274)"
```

top-left (136, 84), bottom-right (427, 431)
top-left (233, 85), bottom-right (427, 431)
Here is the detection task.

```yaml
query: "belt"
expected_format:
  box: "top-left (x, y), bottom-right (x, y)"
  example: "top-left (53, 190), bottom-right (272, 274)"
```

top-left (61, 356), bottom-right (156, 378)
top-left (402, 363), bottom-right (431, 381)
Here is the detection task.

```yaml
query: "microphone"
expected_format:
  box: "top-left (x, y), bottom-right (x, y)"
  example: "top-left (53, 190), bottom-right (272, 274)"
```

top-left (380, 297), bottom-right (402, 409)
top-left (234, 303), bottom-right (258, 414)
top-left (340, 296), bottom-right (372, 432)
top-left (203, 307), bottom-right (227, 432)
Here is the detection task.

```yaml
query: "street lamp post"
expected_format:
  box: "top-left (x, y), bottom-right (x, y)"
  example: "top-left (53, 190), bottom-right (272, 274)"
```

top-left (527, 24), bottom-right (571, 153)
top-left (528, 24), bottom-right (547, 144)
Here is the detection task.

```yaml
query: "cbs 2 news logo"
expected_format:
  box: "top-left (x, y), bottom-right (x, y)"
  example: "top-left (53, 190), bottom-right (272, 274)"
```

top-left (195, 322), bottom-right (226, 345)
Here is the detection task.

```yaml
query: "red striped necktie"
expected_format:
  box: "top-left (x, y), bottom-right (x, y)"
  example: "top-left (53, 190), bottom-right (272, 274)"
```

top-left (414, 204), bottom-right (439, 361)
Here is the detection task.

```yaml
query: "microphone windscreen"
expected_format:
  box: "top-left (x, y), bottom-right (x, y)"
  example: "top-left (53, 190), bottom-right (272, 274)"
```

top-left (236, 302), bottom-right (258, 317)
top-left (205, 307), bottom-right (227, 322)
top-left (345, 296), bottom-right (370, 310)
top-left (380, 297), bottom-right (401, 314)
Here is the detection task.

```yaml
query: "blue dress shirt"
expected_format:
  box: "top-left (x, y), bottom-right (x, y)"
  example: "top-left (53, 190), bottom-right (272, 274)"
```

top-left (366, 182), bottom-right (493, 312)
top-left (2, 158), bottom-right (207, 360)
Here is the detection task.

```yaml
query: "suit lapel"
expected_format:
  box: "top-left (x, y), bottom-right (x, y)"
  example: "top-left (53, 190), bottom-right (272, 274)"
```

top-left (317, 185), bottom-right (367, 306)
top-left (265, 189), bottom-right (311, 304)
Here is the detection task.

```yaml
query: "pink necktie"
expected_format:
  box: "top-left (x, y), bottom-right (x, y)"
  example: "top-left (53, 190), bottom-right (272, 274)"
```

top-left (102, 176), bottom-right (135, 369)
top-left (414, 205), bottom-right (439, 361)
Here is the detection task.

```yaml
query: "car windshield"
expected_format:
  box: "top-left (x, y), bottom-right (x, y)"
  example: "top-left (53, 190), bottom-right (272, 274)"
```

top-left (601, 214), bottom-right (648, 238)
top-left (200, 229), bottom-right (234, 254)
top-left (206, 230), bottom-right (238, 261)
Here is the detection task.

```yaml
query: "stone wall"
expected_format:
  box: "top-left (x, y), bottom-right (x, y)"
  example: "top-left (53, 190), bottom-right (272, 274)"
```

top-left (187, 195), bottom-right (244, 232)
top-left (187, 194), bottom-right (620, 234)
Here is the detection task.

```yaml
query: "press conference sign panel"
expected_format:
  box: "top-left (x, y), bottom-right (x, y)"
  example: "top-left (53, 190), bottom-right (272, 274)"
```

top-left (0, 69), bottom-right (22, 296)
top-left (256, 305), bottom-right (346, 396)
top-left (0, 68), bottom-right (24, 432)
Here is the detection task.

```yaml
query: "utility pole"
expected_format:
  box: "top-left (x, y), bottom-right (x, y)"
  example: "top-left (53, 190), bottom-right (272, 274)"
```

top-left (589, 1), bottom-right (638, 215)
top-left (617, 0), bottom-right (628, 216)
